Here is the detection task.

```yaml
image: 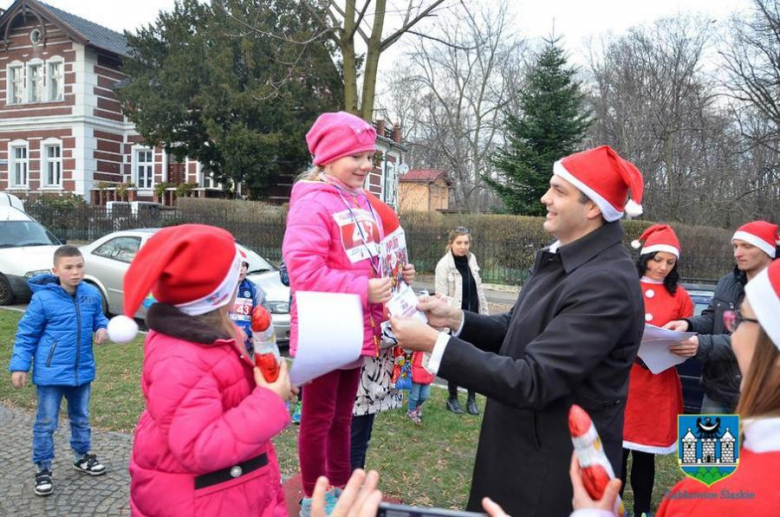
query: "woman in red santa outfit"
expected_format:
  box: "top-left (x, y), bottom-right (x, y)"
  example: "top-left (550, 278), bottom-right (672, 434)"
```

top-left (621, 224), bottom-right (694, 517)
top-left (657, 259), bottom-right (780, 516)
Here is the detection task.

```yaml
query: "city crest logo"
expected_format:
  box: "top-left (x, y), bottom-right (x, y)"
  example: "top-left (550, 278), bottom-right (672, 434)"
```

top-left (677, 414), bottom-right (740, 486)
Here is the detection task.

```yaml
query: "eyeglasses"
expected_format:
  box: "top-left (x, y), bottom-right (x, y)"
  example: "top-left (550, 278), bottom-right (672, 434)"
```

top-left (453, 226), bottom-right (470, 234)
top-left (723, 310), bottom-right (760, 333)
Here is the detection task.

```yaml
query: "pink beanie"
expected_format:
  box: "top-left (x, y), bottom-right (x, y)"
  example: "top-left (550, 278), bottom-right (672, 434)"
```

top-left (306, 111), bottom-right (377, 166)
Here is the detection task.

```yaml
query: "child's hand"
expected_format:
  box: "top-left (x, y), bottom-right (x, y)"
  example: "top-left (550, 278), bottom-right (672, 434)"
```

top-left (254, 360), bottom-right (296, 403)
top-left (11, 371), bottom-right (27, 389)
top-left (368, 277), bottom-right (392, 304)
top-left (94, 328), bottom-right (109, 344)
top-left (401, 263), bottom-right (416, 285)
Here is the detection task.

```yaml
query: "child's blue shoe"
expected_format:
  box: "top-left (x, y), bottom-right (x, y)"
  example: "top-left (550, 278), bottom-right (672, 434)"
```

top-left (292, 400), bottom-right (302, 425)
top-left (324, 487), bottom-right (342, 513)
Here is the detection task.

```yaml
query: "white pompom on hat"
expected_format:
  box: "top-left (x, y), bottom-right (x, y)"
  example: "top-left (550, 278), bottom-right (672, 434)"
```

top-left (107, 224), bottom-right (241, 343)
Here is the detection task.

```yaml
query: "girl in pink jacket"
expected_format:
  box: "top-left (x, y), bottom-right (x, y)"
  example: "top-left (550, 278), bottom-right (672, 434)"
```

top-left (283, 111), bottom-right (393, 516)
top-left (106, 224), bottom-right (295, 517)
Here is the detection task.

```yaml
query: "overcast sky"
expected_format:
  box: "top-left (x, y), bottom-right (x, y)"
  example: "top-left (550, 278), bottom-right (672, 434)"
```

top-left (30, 0), bottom-right (756, 67)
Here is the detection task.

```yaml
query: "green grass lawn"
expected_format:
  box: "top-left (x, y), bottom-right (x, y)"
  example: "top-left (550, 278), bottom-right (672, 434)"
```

top-left (0, 309), bottom-right (684, 510)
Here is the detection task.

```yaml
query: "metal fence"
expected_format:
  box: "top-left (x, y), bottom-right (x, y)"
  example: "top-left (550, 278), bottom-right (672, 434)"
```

top-left (25, 203), bottom-right (727, 286)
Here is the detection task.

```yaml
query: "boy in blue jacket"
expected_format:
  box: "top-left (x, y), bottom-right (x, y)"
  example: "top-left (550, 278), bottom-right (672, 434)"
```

top-left (8, 245), bottom-right (109, 496)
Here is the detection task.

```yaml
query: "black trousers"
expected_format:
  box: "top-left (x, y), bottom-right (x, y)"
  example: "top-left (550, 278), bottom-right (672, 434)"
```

top-left (448, 381), bottom-right (475, 401)
top-left (621, 448), bottom-right (655, 514)
top-left (350, 413), bottom-right (376, 471)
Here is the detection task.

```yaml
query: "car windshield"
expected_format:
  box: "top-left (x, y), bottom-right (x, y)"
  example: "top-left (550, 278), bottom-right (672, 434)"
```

top-left (0, 221), bottom-right (59, 248)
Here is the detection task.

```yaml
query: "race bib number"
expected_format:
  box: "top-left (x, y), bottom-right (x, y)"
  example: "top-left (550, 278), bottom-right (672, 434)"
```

top-left (333, 208), bottom-right (380, 264)
top-left (232, 297), bottom-right (252, 322)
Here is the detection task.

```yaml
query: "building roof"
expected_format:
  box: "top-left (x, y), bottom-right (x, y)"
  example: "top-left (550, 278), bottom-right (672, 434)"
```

top-left (399, 169), bottom-right (451, 185)
top-left (398, 169), bottom-right (447, 183)
top-left (0, 0), bottom-right (130, 57)
top-left (41, 2), bottom-right (130, 56)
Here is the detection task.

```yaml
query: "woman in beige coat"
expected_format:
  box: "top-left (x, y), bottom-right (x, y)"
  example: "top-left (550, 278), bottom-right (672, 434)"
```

top-left (434, 226), bottom-right (489, 415)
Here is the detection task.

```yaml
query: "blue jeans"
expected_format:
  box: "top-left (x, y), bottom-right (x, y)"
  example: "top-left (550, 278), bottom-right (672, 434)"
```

top-left (408, 383), bottom-right (431, 412)
top-left (350, 413), bottom-right (376, 471)
top-left (33, 383), bottom-right (92, 470)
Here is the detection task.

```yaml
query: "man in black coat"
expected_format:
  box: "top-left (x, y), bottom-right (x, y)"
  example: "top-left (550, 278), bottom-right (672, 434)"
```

top-left (392, 146), bottom-right (646, 517)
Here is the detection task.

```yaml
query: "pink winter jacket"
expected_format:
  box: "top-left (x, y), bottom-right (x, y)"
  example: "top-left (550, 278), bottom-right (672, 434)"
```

top-left (129, 304), bottom-right (290, 517)
top-left (283, 180), bottom-right (385, 358)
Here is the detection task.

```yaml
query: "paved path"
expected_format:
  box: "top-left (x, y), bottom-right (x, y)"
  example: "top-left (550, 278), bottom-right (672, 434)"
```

top-left (0, 404), bottom-right (132, 516)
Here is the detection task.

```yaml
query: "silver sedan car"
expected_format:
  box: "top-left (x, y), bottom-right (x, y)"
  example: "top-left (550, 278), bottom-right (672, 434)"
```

top-left (80, 228), bottom-right (290, 344)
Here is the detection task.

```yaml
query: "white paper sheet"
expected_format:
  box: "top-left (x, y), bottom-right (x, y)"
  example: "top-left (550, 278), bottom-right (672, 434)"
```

top-left (387, 282), bottom-right (428, 323)
top-left (290, 291), bottom-right (364, 386)
top-left (637, 324), bottom-right (697, 374)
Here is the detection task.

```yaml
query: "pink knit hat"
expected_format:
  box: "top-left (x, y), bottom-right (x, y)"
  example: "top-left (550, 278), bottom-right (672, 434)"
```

top-left (306, 111), bottom-right (377, 166)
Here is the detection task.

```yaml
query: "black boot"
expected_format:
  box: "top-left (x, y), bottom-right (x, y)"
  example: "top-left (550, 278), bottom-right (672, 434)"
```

top-left (466, 393), bottom-right (479, 415)
top-left (446, 397), bottom-right (464, 414)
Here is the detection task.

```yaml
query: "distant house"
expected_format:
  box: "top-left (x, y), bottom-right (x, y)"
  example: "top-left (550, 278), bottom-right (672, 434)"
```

top-left (398, 168), bottom-right (452, 213)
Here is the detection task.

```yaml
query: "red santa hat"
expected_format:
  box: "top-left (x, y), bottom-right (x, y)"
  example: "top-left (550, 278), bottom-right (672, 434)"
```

top-left (107, 224), bottom-right (242, 343)
top-left (745, 259), bottom-right (780, 350)
top-left (553, 146), bottom-right (644, 222)
top-left (732, 220), bottom-right (779, 259)
top-left (631, 224), bottom-right (681, 258)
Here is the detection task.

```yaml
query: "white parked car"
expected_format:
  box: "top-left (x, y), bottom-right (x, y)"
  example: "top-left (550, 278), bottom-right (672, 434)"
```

top-left (0, 205), bottom-right (63, 305)
top-left (80, 229), bottom-right (290, 344)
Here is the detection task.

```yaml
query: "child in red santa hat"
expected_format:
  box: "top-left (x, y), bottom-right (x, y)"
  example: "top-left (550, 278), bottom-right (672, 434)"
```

top-left (107, 224), bottom-right (295, 517)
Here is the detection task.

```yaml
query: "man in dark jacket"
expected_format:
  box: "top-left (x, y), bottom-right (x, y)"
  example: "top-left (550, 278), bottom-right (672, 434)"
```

top-left (665, 220), bottom-right (778, 413)
top-left (391, 146), bottom-right (646, 517)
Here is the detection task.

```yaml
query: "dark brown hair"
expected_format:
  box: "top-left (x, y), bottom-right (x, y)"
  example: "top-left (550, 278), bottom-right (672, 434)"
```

top-left (53, 245), bottom-right (82, 265)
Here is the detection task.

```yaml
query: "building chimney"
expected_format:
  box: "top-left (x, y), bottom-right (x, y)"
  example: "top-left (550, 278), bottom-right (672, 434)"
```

top-left (393, 122), bottom-right (402, 144)
top-left (376, 119), bottom-right (386, 137)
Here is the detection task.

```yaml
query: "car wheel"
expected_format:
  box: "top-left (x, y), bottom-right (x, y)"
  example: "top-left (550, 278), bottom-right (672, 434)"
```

top-left (0, 275), bottom-right (15, 305)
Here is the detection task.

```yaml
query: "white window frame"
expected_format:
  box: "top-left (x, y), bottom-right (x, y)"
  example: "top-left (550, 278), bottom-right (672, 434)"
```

top-left (132, 146), bottom-right (154, 190)
top-left (9, 140), bottom-right (29, 188)
top-left (7, 62), bottom-right (25, 105)
top-left (201, 167), bottom-right (216, 188)
top-left (46, 58), bottom-right (64, 102)
top-left (27, 59), bottom-right (44, 103)
top-left (42, 138), bottom-right (63, 188)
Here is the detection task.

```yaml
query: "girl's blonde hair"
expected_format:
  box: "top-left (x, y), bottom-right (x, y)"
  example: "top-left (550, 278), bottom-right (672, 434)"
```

top-left (446, 226), bottom-right (471, 253)
top-left (736, 327), bottom-right (780, 419)
top-left (296, 164), bottom-right (325, 182)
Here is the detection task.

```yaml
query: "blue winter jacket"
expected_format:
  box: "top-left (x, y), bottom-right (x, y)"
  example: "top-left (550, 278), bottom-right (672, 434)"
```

top-left (8, 275), bottom-right (108, 386)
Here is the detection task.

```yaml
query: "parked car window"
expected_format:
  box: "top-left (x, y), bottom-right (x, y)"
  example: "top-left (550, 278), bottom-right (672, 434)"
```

top-left (93, 236), bottom-right (141, 263)
top-left (0, 221), bottom-right (59, 248)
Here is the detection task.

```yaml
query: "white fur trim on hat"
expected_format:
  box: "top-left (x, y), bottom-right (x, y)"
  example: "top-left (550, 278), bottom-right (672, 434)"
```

top-left (745, 267), bottom-right (780, 350)
top-left (107, 315), bottom-right (139, 344)
top-left (733, 230), bottom-right (776, 258)
top-left (553, 161), bottom-right (624, 222)
top-left (175, 248), bottom-right (242, 316)
top-left (641, 244), bottom-right (680, 258)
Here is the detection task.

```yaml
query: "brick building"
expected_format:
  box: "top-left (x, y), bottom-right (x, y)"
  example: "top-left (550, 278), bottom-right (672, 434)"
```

top-left (0, 0), bottom-right (406, 206)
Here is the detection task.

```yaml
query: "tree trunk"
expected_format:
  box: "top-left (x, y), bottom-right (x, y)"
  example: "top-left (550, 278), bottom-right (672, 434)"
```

top-left (342, 1), bottom-right (359, 114)
top-left (360, 0), bottom-right (386, 121)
